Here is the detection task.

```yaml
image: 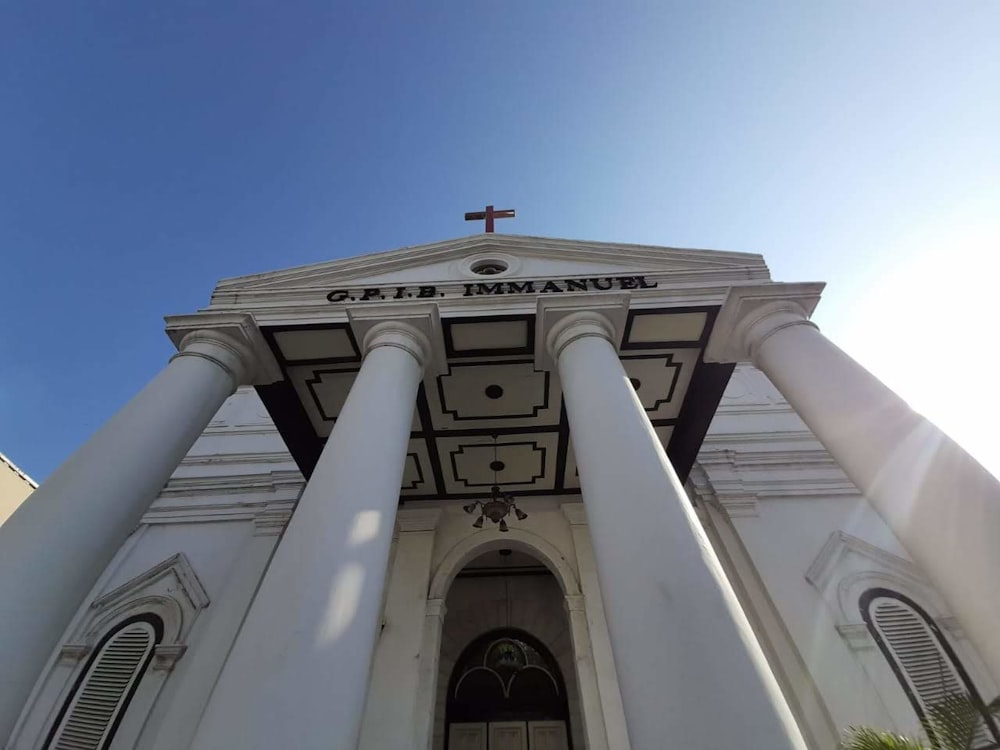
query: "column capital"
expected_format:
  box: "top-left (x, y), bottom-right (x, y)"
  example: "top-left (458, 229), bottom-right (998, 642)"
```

top-left (704, 282), bottom-right (825, 364)
top-left (425, 598), bottom-right (447, 620)
top-left (396, 507), bottom-right (442, 533)
top-left (165, 313), bottom-right (282, 386)
top-left (348, 303), bottom-right (446, 376)
top-left (535, 293), bottom-right (630, 371)
top-left (561, 502), bottom-right (588, 527)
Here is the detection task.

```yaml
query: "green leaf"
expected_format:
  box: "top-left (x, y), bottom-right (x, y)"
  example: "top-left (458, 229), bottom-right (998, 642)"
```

top-left (924, 693), bottom-right (981, 750)
top-left (985, 694), bottom-right (1000, 716)
top-left (840, 727), bottom-right (930, 750)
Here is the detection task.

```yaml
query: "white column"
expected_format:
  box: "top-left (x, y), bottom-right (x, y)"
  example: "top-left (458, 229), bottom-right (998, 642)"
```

top-left (189, 319), bottom-right (432, 750)
top-left (562, 503), bottom-right (629, 750)
top-left (413, 598), bottom-right (447, 750)
top-left (358, 507), bottom-right (442, 750)
top-left (707, 282), bottom-right (1000, 682)
top-left (547, 309), bottom-right (805, 749)
top-left (0, 316), bottom-right (270, 740)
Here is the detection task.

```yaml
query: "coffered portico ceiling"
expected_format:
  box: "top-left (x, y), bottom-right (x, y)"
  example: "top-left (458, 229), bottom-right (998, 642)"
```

top-left (203, 234), bottom-right (772, 499)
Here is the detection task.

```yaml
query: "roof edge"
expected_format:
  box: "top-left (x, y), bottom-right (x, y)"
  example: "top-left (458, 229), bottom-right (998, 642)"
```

top-left (213, 233), bottom-right (770, 291)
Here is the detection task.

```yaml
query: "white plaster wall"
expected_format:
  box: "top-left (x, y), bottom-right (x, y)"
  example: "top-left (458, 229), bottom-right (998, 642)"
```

top-left (697, 365), bottom-right (999, 746)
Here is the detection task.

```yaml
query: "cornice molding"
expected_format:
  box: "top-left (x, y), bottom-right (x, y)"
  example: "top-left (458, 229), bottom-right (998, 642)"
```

top-left (179, 451), bottom-right (297, 467)
top-left (158, 470), bottom-right (305, 498)
top-left (143, 498), bottom-right (297, 525)
top-left (211, 234), bottom-right (769, 294)
top-left (253, 507), bottom-right (293, 536)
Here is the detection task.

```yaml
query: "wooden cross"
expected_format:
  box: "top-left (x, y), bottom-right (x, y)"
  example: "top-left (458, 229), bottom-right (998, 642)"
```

top-left (464, 205), bottom-right (515, 233)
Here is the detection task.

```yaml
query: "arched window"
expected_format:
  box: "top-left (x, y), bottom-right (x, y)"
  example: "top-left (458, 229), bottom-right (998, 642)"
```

top-left (861, 588), bottom-right (999, 748)
top-left (446, 628), bottom-right (572, 748)
top-left (44, 614), bottom-right (163, 750)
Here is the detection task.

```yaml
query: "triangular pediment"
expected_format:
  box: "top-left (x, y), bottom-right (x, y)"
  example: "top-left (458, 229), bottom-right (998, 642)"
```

top-left (211, 234), bottom-right (769, 297)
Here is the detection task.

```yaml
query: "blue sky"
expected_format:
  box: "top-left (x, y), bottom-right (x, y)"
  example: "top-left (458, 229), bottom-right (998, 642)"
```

top-left (2, 2), bottom-right (998, 481)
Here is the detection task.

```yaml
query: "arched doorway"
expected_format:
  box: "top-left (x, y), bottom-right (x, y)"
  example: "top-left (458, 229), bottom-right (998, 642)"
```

top-left (446, 629), bottom-right (571, 750)
top-left (435, 547), bottom-right (580, 750)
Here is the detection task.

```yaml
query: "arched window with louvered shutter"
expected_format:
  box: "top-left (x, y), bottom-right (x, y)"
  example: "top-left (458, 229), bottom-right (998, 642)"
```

top-left (44, 614), bottom-right (163, 750)
top-left (861, 588), bottom-right (1000, 749)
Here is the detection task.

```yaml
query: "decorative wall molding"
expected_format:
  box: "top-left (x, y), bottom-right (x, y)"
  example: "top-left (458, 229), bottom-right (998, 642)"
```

top-left (92, 552), bottom-right (210, 618)
top-left (397, 507), bottom-right (443, 533)
top-left (804, 531), bottom-right (960, 652)
top-left (694, 445), bottom-right (859, 501)
top-left (151, 644), bottom-right (188, 672)
top-left (143, 498), bottom-right (298, 525)
top-left (836, 624), bottom-right (876, 652)
top-left (715, 493), bottom-right (760, 517)
top-left (179, 450), bottom-right (297, 467)
top-left (159, 470), bottom-right (305, 498)
top-left (57, 644), bottom-right (92, 665)
top-left (253, 507), bottom-right (294, 536)
top-left (687, 464), bottom-right (759, 518)
top-left (16, 554), bottom-right (213, 750)
top-left (805, 532), bottom-right (924, 595)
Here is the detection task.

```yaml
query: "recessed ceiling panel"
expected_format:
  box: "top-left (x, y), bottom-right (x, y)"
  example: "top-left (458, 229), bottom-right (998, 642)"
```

top-left (622, 349), bottom-right (700, 420)
top-left (428, 361), bottom-right (561, 430)
top-left (400, 438), bottom-right (435, 496)
top-left (272, 327), bottom-right (358, 362)
top-left (286, 365), bottom-right (420, 437)
top-left (446, 318), bottom-right (532, 355)
top-left (438, 433), bottom-right (560, 495)
top-left (624, 311), bottom-right (707, 347)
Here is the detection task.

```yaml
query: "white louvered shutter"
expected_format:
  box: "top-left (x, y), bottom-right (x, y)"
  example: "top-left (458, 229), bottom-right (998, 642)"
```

top-left (50, 621), bottom-right (156, 750)
top-left (870, 596), bottom-right (994, 748)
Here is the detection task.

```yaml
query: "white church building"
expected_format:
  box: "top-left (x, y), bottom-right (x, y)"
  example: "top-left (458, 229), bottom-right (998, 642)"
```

top-left (1, 234), bottom-right (998, 750)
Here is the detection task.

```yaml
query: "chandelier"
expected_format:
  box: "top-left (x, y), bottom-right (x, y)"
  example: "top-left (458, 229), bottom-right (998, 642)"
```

top-left (463, 435), bottom-right (527, 532)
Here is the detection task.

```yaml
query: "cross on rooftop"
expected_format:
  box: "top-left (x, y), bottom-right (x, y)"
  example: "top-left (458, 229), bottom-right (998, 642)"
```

top-left (464, 205), bottom-right (515, 233)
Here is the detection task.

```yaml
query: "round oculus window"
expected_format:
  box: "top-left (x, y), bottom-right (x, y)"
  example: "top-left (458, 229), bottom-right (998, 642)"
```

top-left (470, 259), bottom-right (509, 276)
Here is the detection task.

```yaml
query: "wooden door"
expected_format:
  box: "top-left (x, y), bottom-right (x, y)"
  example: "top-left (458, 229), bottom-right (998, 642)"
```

top-left (527, 721), bottom-right (569, 750)
top-left (449, 722), bottom-right (487, 750)
top-left (489, 721), bottom-right (528, 750)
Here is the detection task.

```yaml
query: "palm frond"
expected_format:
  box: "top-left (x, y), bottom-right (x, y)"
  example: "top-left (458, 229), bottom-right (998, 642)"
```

top-left (840, 726), bottom-right (930, 750)
top-left (924, 693), bottom-right (981, 750)
top-left (985, 694), bottom-right (1000, 717)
